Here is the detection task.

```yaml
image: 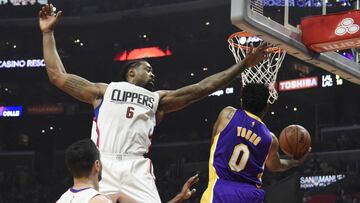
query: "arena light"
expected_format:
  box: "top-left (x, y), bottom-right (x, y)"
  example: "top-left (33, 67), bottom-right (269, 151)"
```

top-left (0, 106), bottom-right (22, 117)
top-left (114, 46), bottom-right (172, 61)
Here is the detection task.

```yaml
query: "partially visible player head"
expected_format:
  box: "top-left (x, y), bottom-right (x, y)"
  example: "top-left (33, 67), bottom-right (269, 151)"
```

top-left (65, 139), bottom-right (102, 182)
top-left (119, 59), bottom-right (155, 91)
top-left (240, 83), bottom-right (270, 119)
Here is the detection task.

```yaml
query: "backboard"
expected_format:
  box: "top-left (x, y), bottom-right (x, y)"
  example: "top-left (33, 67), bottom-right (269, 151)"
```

top-left (231, 0), bottom-right (360, 84)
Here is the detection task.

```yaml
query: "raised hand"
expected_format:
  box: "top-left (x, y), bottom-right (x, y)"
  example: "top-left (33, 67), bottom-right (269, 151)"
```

top-left (178, 174), bottom-right (199, 200)
top-left (242, 43), bottom-right (271, 68)
top-left (39, 4), bottom-right (62, 33)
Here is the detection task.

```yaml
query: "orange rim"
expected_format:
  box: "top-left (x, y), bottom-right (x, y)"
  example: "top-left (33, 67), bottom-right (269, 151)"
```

top-left (228, 31), bottom-right (284, 53)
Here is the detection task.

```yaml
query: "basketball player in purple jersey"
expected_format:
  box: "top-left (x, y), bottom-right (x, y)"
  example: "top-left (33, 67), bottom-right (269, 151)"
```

top-left (201, 83), bottom-right (310, 203)
top-left (39, 4), bottom-right (269, 202)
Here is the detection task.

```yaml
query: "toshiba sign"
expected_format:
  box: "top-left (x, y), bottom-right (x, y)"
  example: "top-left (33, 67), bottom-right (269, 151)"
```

top-left (278, 77), bottom-right (318, 91)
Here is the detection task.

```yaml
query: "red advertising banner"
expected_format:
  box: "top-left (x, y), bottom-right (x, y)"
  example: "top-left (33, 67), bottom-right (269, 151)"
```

top-left (27, 104), bottom-right (64, 115)
top-left (278, 76), bottom-right (318, 92)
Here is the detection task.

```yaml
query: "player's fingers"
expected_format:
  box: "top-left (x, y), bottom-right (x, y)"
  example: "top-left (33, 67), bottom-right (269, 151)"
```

top-left (187, 188), bottom-right (196, 198)
top-left (258, 42), bottom-right (267, 49)
top-left (49, 3), bottom-right (53, 12)
top-left (257, 42), bottom-right (268, 51)
top-left (56, 11), bottom-right (63, 19)
top-left (41, 6), bottom-right (47, 15)
top-left (45, 4), bottom-right (50, 14)
top-left (38, 10), bottom-right (43, 18)
top-left (293, 159), bottom-right (301, 166)
top-left (258, 43), bottom-right (271, 53)
top-left (187, 174), bottom-right (199, 185)
top-left (40, 9), bottom-right (47, 19)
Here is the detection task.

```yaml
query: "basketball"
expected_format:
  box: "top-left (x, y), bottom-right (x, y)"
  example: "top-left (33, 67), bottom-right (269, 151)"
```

top-left (279, 125), bottom-right (311, 159)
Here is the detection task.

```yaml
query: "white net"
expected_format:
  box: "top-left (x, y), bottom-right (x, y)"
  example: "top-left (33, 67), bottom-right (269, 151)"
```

top-left (228, 32), bottom-right (286, 104)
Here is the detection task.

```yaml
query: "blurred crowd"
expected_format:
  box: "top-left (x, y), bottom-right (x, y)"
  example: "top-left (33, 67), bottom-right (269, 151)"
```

top-left (0, 0), bottom-right (196, 19)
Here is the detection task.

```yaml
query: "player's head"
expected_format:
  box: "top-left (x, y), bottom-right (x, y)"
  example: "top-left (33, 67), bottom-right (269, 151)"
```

top-left (240, 83), bottom-right (270, 118)
top-left (65, 139), bottom-right (102, 182)
top-left (119, 59), bottom-right (155, 91)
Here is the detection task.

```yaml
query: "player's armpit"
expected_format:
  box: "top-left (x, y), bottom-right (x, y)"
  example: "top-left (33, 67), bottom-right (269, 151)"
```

top-left (51, 73), bottom-right (107, 106)
top-left (105, 192), bottom-right (137, 203)
top-left (89, 194), bottom-right (112, 203)
top-left (156, 83), bottom-right (206, 114)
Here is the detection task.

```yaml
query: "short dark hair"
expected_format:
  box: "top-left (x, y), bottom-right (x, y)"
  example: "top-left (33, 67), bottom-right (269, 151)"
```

top-left (241, 83), bottom-right (270, 115)
top-left (65, 139), bottom-right (100, 178)
top-left (119, 59), bottom-right (147, 82)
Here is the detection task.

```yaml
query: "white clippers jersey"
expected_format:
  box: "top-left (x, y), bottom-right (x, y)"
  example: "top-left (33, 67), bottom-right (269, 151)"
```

top-left (91, 82), bottom-right (160, 155)
top-left (57, 187), bottom-right (100, 203)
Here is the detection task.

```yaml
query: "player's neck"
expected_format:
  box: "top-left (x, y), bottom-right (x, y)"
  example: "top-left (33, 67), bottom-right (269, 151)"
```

top-left (73, 177), bottom-right (99, 191)
top-left (127, 79), bottom-right (147, 89)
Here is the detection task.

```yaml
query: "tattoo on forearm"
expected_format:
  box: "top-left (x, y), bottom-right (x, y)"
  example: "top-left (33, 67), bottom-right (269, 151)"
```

top-left (63, 75), bottom-right (92, 98)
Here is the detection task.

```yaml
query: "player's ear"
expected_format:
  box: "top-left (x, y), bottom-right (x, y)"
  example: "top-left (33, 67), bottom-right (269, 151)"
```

top-left (94, 160), bottom-right (101, 173)
top-left (128, 68), bottom-right (136, 78)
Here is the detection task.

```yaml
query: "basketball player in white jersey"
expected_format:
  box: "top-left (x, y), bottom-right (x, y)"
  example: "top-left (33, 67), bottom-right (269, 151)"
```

top-left (57, 139), bottom-right (122, 203)
top-left (40, 4), bottom-right (269, 203)
top-left (58, 138), bottom-right (200, 203)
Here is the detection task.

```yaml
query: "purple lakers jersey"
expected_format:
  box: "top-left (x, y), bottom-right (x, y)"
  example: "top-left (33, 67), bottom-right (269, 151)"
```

top-left (212, 109), bottom-right (272, 186)
top-left (201, 108), bottom-right (272, 203)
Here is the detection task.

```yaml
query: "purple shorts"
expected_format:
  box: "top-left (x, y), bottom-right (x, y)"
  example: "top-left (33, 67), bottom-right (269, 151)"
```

top-left (212, 179), bottom-right (265, 203)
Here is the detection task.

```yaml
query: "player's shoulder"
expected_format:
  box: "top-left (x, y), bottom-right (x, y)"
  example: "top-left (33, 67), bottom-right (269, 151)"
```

top-left (155, 90), bottom-right (169, 98)
top-left (89, 194), bottom-right (112, 203)
top-left (269, 132), bottom-right (278, 143)
top-left (218, 106), bottom-right (237, 120)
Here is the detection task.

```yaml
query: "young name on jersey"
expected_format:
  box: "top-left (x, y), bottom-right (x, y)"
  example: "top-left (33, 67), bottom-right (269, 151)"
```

top-left (236, 126), bottom-right (262, 146)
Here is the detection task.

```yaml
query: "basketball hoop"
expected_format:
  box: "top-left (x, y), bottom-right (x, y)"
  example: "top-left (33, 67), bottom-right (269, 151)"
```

top-left (228, 31), bottom-right (286, 104)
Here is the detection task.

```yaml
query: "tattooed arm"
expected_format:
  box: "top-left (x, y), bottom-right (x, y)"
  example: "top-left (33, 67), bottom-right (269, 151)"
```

top-left (40, 4), bottom-right (107, 106)
top-left (210, 106), bottom-right (236, 143)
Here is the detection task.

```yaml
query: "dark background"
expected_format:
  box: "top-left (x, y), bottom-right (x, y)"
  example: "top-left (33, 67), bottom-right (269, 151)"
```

top-left (0, 0), bottom-right (360, 202)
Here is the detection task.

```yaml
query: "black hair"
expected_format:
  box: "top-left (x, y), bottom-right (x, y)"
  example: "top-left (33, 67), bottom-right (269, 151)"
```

top-left (65, 139), bottom-right (100, 178)
top-left (119, 59), bottom-right (148, 82)
top-left (241, 83), bottom-right (270, 116)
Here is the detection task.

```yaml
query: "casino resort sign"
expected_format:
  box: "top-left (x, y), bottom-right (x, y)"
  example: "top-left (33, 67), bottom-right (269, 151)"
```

top-left (0, 59), bottom-right (45, 69)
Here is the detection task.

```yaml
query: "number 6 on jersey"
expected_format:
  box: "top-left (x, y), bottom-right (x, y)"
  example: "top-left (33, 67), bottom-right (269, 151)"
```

top-left (126, 106), bottom-right (135, 119)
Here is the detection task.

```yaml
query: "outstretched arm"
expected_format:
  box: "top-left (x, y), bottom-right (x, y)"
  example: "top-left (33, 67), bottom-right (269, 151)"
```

top-left (265, 133), bottom-right (310, 172)
top-left (157, 43), bottom-right (269, 117)
top-left (40, 4), bottom-right (107, 106)
top-left (167, 174), bottom-right (199, 203)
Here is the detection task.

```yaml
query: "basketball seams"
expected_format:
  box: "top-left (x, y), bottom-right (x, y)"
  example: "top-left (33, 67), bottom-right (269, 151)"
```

top-left (279, 125), bottom-right (310, 158)
top-left (295, 126), bottom-right (299, 158)
top-left (283, 128), bottom-right (293, 155)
